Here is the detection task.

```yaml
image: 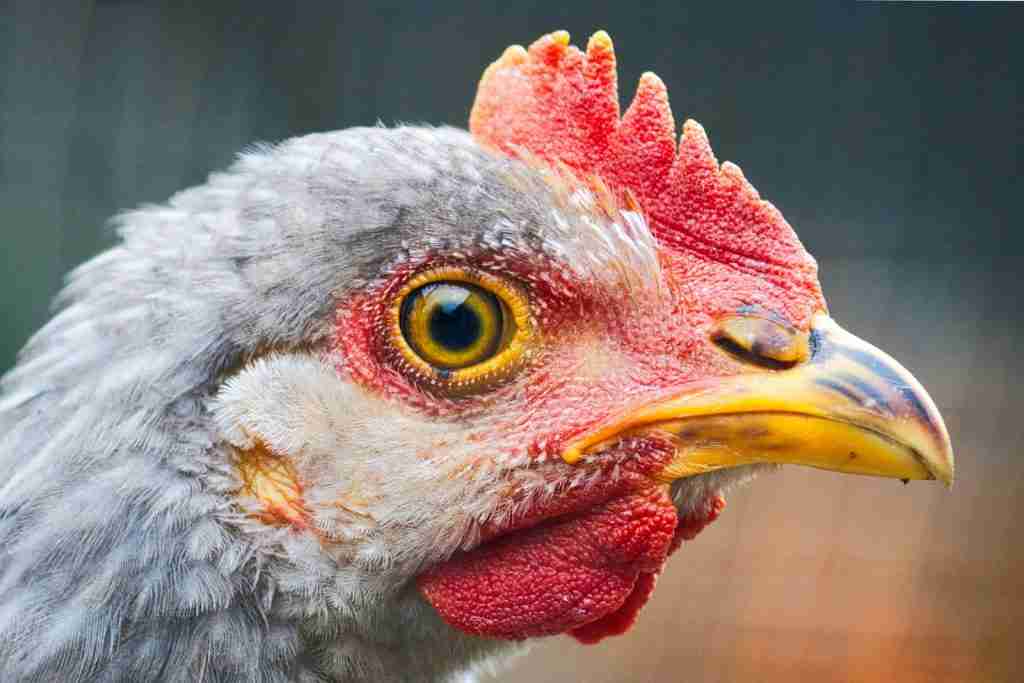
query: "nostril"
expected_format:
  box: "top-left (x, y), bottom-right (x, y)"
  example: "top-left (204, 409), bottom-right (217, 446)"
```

top-left (711, 334), bottom-right (799, 370)
top-left (711, 313), bottom-right (810, 370)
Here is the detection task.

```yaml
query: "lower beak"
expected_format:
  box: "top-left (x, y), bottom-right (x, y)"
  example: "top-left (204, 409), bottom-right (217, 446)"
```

top-left (563, 314), bottom-right (954, 486)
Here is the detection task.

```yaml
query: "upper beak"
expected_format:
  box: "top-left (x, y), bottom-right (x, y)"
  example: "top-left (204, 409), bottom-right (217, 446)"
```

top-left (563, 313), bottom-right (954, 487)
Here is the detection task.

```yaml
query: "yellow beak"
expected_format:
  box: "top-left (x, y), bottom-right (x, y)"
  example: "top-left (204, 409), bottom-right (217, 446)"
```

top-left (563, 313), bottom-right (954, 486)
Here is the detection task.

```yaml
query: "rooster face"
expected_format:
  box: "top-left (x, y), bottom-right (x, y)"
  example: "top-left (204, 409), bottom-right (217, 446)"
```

top-left (0, 30), bottom-right (954, 683)
top-left (212, 121), bottom-right (951, 648)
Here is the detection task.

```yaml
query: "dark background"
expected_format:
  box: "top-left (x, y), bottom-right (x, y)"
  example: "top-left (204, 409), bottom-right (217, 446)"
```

top-left (1, 2), bottom-right (1021, 681)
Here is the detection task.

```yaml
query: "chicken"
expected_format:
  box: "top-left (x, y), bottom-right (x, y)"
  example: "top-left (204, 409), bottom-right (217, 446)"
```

top-left (0, 30), bottom-right (953, 683)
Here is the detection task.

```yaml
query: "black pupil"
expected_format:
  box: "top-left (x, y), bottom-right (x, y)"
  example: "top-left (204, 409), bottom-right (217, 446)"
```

top-left (429, 288), bottom-right (483, 351)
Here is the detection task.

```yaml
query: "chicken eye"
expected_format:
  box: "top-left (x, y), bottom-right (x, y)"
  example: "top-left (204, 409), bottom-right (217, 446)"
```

top-left (400, 282), bottom-right (508, 369)
top-left (388, 267), bottom-right (534, 392)
top-left (712, 313), bottom-right (810, 370)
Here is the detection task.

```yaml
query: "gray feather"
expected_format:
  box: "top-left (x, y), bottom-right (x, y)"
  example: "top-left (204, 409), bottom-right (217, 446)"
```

top-left (0, 126), bottom-right (647, 681)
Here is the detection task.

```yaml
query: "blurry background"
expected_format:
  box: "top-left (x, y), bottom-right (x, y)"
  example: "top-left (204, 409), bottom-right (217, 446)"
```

top-left (1, 2), bottom-right (1020, 681)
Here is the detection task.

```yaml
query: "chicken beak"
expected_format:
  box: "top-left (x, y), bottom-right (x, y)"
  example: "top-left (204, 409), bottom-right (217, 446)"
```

top-left (563, 313), bottom-right (954, 487)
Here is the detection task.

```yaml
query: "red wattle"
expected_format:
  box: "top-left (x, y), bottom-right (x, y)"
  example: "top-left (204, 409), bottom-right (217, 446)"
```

top-left (569, 493), bottom-right (726, 644)
top-left (569, 569), bottom-right (659, 644)
top-left (418, 489), bottom-right (678, 640)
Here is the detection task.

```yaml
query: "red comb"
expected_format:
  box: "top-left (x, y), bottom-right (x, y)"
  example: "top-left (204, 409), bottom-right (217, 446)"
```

top-left (471, 31), bottom-right (819, 292)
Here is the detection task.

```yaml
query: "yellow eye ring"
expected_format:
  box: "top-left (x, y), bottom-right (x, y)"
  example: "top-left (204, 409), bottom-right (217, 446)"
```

top-left (388, 267), bottom-right (534, 392)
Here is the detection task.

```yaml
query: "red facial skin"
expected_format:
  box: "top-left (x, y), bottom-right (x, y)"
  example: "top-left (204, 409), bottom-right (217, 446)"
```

top-left (333, 162), bottom-right (824, 643)
top-left (336, 31), bottom-right (827, 644)
top-left (335, 246), bottom-right (791, 644)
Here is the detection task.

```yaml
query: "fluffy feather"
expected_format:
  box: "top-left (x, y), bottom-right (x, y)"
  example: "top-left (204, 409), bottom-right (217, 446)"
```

top-left (0, 126), bottom-right (693, 681)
